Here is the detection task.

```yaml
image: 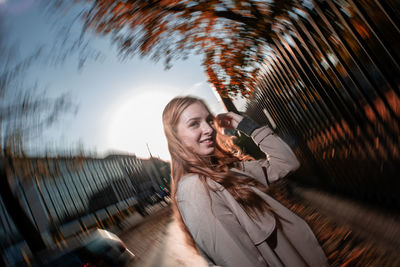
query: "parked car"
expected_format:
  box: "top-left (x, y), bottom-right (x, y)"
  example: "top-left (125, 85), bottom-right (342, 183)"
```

top-left (40, 229), bottom-right (135, 267)
top-left (84, 228), bottom-right (135, 266)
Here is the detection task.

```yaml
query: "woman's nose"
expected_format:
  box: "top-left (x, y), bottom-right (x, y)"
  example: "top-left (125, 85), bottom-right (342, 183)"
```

top-left (202, 122), bottom-right (214, 134)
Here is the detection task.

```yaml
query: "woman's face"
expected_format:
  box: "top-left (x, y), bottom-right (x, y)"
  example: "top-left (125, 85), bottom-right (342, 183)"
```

top-left (176, 102), bottom-right (216, 156)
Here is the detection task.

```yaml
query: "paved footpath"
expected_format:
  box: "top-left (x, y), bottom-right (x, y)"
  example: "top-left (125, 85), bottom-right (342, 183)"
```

top-left (119, 205), bottom-right (172, 267)
top-left (119, 204), bottom-right (210, 267)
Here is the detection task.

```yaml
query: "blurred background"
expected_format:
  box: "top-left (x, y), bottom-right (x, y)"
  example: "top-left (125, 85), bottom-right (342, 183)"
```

top-left (0, 0), bottom-right (399, 266)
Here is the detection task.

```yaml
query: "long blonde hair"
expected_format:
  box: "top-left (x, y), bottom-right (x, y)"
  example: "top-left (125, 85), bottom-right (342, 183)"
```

top-left (162, 96), bottom-right (271, 248)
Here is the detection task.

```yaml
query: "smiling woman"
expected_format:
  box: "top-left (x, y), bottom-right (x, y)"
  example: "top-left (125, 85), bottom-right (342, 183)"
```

top-left (106, 88), bottom-right (176, 160)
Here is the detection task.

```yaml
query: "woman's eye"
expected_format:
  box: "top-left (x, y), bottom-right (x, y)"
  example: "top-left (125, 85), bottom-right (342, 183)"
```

top-left (189, 121), bottom-right (199, 127)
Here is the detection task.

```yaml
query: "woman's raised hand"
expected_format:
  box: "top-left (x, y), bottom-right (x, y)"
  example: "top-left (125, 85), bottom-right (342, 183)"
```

top-left (216, 112), bottom-right (244, 130)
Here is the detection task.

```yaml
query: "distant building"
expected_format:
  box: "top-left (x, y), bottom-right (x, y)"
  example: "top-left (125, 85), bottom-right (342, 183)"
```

top-left (0, 153), bottom-right (170, 265)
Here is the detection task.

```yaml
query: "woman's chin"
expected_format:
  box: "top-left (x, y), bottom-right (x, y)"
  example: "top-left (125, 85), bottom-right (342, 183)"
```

top-left (199, 147), bottom-right (215, 156)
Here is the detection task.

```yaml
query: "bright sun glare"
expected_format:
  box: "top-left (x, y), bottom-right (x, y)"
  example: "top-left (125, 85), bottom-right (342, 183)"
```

top-left (107, 88), bottom-right (176, 160)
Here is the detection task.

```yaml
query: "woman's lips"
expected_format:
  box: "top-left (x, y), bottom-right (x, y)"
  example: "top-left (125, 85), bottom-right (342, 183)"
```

top-left (200, 138), bottom-right (214, 146)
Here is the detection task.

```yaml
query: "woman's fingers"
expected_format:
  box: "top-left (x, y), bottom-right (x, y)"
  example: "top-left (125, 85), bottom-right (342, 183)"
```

top-left (216, 114), bottom-right (231, 128)
top-left (216, 112), bottom-right (243, 129)
top-left (228, 112), bottom-right (244, 124)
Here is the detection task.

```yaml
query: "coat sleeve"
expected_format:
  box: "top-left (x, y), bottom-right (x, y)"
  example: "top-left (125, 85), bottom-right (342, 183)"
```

top-left (238, 117), bottom-right (300, 183)
top-left (177, 175), bottom-right (266, 267)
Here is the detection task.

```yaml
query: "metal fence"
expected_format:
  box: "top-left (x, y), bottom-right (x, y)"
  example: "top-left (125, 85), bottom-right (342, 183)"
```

top-left (245, 0), bottom-right (400, 209)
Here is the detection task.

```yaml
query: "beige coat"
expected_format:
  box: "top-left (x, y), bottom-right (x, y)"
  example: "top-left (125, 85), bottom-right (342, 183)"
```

top-left (176, 126), bottom-right (329, 267)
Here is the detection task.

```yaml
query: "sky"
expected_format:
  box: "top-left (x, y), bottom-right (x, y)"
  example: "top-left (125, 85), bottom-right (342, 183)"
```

top-left (1, 0), bottom-right (247, 160)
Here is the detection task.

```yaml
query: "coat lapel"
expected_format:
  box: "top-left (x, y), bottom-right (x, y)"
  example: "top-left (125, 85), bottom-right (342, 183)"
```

top-left (207, 179), bottom-right (277, 246)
